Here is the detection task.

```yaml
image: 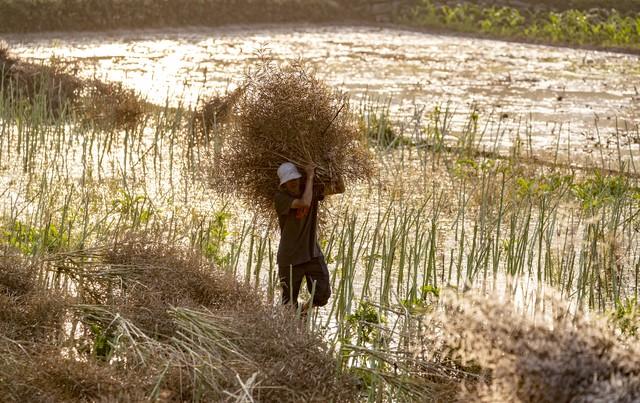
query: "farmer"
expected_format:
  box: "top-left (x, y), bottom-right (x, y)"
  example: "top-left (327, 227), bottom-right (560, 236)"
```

top-left (274, 162), bottom-right (344, 312)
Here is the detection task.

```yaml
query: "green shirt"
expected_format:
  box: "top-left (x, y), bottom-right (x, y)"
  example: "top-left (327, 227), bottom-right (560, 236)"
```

top-left (274, 188), bottom-right (324, 267)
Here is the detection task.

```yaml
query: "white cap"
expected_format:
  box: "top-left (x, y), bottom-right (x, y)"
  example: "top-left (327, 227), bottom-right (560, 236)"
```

top-left (277, 162), bottom-right (302, 185)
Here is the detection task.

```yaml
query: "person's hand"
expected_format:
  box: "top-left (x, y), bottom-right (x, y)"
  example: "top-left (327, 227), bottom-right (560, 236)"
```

top-left (304, 163), bottom-right (317, 178)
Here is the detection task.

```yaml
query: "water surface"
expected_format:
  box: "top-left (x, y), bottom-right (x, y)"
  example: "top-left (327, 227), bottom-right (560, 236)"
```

top-left (4, 24), bottom-right (640, 156)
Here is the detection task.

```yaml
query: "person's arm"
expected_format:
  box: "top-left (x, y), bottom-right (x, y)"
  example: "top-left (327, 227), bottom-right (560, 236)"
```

top-left (322, 175), bottom-right (345, 196)
top-left (291, 163), bottom-right (316, 208)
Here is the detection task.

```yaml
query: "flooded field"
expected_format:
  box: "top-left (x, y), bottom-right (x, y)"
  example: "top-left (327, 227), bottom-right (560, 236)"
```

top-left (5, 24), bottom-right (640, 158)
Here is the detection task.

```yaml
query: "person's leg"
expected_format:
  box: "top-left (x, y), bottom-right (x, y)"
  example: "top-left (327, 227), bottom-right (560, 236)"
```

top-left (278, 264), bottom-right (305, 307)
top-left (304, 256), bottom-right (331, 307)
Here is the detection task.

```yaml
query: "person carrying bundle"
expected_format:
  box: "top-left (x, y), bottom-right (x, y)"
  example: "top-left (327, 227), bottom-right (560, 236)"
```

top-left (201, 60), bottom-right (373, 313)
top-left (274, 162), bottom-right (344, 313)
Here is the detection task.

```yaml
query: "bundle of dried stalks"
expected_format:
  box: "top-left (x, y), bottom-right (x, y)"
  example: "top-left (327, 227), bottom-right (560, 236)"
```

top-left (59, 237), bottom-right (358, 401)
top-left (163, 306), bottom-right (358, 402)
top-left (0, 340), bottom-right (149, 403)
top-left (0, 238), bottom-right (359, 401)
top-left (1, 45), bottom-right (145, 129)
top-left (77, 79), bottom-right (147, 130)
top-left (0, 45), bottom-right (82, 114)
top-left (192, 86), bottom-right (244, 144)
top-left (422, 291), bottom-right (640, 402)
top-left (67, 238), bottom-right (257, 338)
top-left (209, 59), bottom-right (374, 216)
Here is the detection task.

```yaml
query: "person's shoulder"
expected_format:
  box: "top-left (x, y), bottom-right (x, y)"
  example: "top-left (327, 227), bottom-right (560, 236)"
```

top-left (274, 189), bottom-right (289, 200)
top-left (274, 189), bottom-right (294, 206)
top-left (274, 189), bottom-right (294, 215)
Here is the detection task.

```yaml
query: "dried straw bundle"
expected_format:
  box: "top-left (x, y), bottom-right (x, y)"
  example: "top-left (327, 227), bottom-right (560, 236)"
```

top-left (0, 240), bottom-right (358, 402)
top-left (1, 45), bottom-right (145, 129)
top-left (0, 256), bottom-right (67, 342)
top-left (211, 60), bottom-right (374, 216)
top-left (68, 237), bottom-right (358, 402)
top-left (0, 45), bottom-right (82, 114)
top-left (422, 291), bottom-right (640, 402)
top-left (192, 86), bottom-right (244, 144)
top-left (77, 79), bottom-right (146, 130)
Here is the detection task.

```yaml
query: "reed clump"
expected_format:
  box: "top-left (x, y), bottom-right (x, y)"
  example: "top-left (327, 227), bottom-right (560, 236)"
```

top-left (208, 59), bottom-right (374, 216)
top-left (422, 291), bottom-right (640, 402)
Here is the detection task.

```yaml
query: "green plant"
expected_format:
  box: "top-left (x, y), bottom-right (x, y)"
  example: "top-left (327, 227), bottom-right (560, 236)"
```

top-left (202, 210), bottom-right (232, 266)
top-left (3, 220), bottom-right (69, 255)
top-left (345, 300), bottom-right (386, 345)
top-left (572, 172), bottom-right (634, 211)
top-left (610, 298), bottom-right (639, 337)
top-left (357, 100), bottom-right (405, 149)
top-left (111, 189), bottom-right (154, 227)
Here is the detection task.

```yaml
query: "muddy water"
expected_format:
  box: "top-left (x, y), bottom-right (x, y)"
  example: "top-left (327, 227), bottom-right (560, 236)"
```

top-left (4, 24), bottom-right (640, 156)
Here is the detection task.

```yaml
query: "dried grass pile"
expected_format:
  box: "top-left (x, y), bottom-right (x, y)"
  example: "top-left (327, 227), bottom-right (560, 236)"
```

top-left (0, 341), bottom-right (148, 403)
top-left (421, 291), bottom-right (640, 402)
top-left (52, 237), bottom-right (359, 402)
top-left (207, 59), bottom-right (374, 215)
top-left (0, 46), bottom-right (82, 114)
top-left (1, 45), bottom-right (145, 129)
top-left (0, 256), bottom-right (136, 402)
top-left (0, 256), bottom-right (66, 342)
top-left (76, 79), bottom-right (147, 130)
top-left (74, 239), bottom-right (258, 338)
top-left (192, 86), bottom-right (244, 144)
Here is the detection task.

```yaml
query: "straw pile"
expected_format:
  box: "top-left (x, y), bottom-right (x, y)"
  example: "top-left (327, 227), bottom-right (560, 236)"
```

top-left (192, 86), bottom-right (244, 145)
top-left (1, 45), bottom-right (145, 129)
top-left (206, 59), bottom-right (374, 216)
top-left (76, 79), bottom-right (146, 130)
top-left (0, 237), bottom-right (358, 402)
top-left (0, 255), bottom-right (67, 342)
top-left (0, 46), bottom-right (82, 114)
top-left (420, 291), bottom-right (640, 402)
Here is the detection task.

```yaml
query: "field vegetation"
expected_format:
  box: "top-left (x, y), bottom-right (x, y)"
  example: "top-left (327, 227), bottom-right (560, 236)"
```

top-left (2, 48), bottom-right (640, 401)
top-left (401, 0), bottom-right (640, 52)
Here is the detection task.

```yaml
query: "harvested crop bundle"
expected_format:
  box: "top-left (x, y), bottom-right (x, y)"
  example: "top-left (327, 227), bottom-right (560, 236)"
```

top-left (0, 45), bottom-right (82, 114)
top-left (192, 86), bottom-right (244, 145)
top-left (208, 59), bottom-right (374, 216)
top-left (1, 45), bottom-right (145, 129)
top-left (77, 79), bottom-right (146, 130)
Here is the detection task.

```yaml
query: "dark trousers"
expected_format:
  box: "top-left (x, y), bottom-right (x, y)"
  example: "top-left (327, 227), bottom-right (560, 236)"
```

top-left (278, 256), bottom-right (331, 307)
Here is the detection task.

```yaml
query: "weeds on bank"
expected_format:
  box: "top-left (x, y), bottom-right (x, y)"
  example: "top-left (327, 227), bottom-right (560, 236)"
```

top-left (402, 1), bottom-right (640, 51)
